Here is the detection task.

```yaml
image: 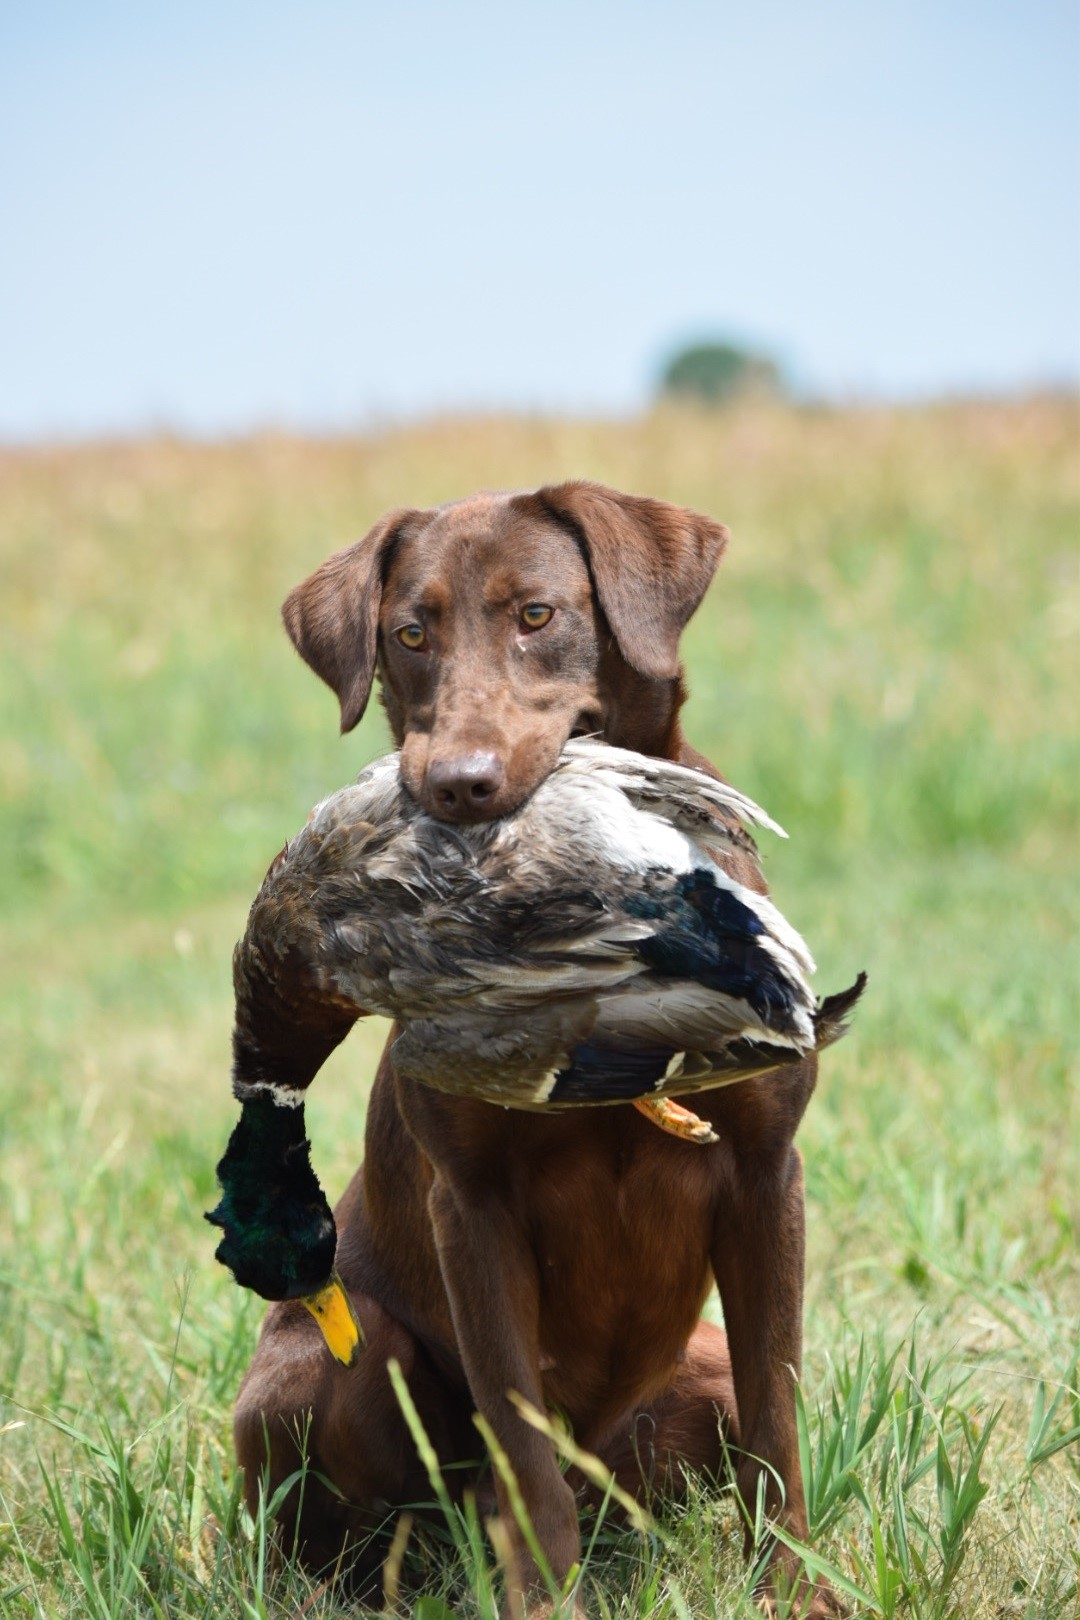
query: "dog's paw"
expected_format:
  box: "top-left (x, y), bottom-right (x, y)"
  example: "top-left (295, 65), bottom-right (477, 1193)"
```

top-left (508, 1598), bottom-right (587, 1620)
top-left (756, 1573), bottom-right (848, 1619)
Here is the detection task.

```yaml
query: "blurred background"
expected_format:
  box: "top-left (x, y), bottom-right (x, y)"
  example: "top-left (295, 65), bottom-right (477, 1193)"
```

top-left (1, 0), bottom-right (1078, 436)
top-left (1, 5), bottom-right (1078, 1617)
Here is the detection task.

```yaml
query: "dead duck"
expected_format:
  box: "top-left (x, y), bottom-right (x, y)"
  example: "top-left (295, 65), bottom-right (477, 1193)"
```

top-left (209, 741), bottom-right (864, 1360)
top-left (231, 739), bottom-right (864, 1111)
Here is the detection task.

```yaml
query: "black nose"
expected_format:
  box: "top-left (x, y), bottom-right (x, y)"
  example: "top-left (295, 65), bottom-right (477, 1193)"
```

top-left (426, 752), bottom-right (506, 819)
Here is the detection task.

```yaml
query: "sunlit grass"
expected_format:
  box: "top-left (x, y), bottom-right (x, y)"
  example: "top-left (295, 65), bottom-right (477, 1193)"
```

top-left (1, 399), bottom-right (1077, 1616)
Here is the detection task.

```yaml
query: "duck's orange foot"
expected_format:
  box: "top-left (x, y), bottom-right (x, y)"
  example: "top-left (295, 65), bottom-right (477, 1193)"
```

top-left (632, 1095), bottom-right (718, 1145)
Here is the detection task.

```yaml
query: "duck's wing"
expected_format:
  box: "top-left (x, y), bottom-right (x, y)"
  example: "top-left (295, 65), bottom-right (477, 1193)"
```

top-left (385, 857), bottom-right (843, 1108)
top-left (480, 856), bottom-right (839, 1108)
top-left (558, 739), bottom-right (788, 841)
top-left (520, 757), bottom-right (816, 981)
top-left (390, 999), bottom-right (600, 1104)
top-left (620, 862), bottom-right (818, 1029)
top-left (396, 970), bottom-right (868, 1111)
top-left (488, 968), bottom-right (868, 1110)
top-left (387, 987), bottom-right (793, 1109)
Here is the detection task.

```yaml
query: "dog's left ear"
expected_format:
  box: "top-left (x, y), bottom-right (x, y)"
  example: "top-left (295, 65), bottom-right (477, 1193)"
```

top-left (282, 507), bottom-right (424, 733)
top-left (535, 481), bottom-right (729, 680)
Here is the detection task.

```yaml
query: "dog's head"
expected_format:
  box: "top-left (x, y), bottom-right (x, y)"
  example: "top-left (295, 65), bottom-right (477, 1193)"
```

top-left (283, 482), bottom-right (728, 823)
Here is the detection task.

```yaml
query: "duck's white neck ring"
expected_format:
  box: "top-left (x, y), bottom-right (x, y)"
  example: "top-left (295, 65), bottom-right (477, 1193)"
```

top-left (233, 1078), bottom-right (307, 1110)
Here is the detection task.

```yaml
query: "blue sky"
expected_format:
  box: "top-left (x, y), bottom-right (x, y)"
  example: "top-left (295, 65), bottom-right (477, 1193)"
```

top-left (1, 1), bottom-right (1077, 438)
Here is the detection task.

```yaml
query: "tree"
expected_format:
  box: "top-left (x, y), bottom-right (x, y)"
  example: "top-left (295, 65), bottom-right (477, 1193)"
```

top-left (658, 340), bottom-right (785, 406)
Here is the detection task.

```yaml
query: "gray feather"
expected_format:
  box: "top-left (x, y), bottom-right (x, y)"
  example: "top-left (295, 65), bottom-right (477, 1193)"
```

top-left (234, 741), bottom-right (865, 1110)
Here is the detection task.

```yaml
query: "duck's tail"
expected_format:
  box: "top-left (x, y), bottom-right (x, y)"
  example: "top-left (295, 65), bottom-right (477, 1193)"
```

top-left (812, 971), bottom-right (868, 1050)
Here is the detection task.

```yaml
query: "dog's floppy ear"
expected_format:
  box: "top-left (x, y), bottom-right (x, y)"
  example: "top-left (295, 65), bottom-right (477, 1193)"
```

top-left (282, 508), bottom-right (423, 733)
top-left (536, 481), bottom-right (729, 680)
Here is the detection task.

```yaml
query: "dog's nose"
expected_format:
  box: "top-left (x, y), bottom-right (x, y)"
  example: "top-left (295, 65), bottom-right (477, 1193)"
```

top-left (426, 752), bottom-right (506, 819)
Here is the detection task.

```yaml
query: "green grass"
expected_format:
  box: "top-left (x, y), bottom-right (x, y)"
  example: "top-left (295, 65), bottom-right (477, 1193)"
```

top-left (1, 400), bottom-right (1077, 1617)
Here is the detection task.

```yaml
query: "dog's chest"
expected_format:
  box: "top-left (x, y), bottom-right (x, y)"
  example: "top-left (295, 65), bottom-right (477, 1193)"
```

top-left (522, 1122), bottom-right (717, 1419)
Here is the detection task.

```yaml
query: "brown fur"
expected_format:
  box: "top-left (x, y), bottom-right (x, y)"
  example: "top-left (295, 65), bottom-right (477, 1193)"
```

top-left (236, 482), bottom-right (841, 1617)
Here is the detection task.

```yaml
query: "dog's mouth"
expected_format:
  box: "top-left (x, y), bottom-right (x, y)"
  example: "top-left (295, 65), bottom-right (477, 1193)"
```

top-left (569, 712), bottom-right (603, 741)
top-left (409, 713), bottom-right (605, 823)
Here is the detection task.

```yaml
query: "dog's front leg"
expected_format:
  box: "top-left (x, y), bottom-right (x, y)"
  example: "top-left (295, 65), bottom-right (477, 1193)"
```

top-left (428, 1174), bottom-right (584, 1620)
top-left (711, 1139), bottom-right (843, 1618)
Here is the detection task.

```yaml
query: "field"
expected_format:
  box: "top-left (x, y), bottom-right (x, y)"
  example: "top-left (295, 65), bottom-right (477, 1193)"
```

top-left (0, 400), bottom-right (1077, 1618)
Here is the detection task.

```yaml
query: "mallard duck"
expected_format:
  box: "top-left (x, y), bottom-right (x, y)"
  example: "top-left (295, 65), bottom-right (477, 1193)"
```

top-left (209, 742), bottom-right (864, 1360)
top-left (231, 740), bottom-right (864, 1111)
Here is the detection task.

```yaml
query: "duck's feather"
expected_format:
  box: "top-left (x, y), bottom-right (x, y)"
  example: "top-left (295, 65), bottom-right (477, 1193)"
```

top-left (558, 738), bottom-right (789, 839)
top-left (206, 1092), bottom-right (337, 1299)
top-left (232, 742), bottom-right (865, 1110)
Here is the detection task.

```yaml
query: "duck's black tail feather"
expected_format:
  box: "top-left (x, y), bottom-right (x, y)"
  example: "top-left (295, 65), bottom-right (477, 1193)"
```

top-left (813, 971), bottom-right (868, 1049)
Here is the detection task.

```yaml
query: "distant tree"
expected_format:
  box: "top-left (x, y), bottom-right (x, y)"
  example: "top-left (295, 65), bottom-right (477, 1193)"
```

top-left (659, 340), bottom-right (785, 406)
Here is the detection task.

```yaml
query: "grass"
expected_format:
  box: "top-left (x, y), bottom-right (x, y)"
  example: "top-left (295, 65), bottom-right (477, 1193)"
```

top-left (0, 398), bottom-right (1077, 1617)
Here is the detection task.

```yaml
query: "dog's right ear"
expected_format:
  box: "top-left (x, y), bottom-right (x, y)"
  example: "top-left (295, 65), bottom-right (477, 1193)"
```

top-left (282, 509), bottom-right (422, 733)
top-left (536, 481), bottom-right (729, 681)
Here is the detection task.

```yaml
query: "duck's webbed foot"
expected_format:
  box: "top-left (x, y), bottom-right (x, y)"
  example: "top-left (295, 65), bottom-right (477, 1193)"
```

top-left (632, 1095), bottom-right (718, 1144)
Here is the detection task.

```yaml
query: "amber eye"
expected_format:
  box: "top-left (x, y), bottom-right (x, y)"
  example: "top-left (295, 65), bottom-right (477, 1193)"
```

top-left (520, 603), bottom-right (554, 630)
top-left (396, 623), bottom-right (426, 650)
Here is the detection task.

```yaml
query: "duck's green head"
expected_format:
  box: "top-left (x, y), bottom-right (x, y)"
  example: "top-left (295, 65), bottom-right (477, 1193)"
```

top-left (206, 1091), bottom-right (361, 1365)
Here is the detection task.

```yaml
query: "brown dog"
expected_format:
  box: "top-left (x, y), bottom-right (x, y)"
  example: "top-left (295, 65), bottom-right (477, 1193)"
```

top-left (234, 482), bottom-right (838, 1617)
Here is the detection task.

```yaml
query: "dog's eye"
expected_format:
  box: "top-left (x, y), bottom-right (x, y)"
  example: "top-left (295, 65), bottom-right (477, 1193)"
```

top-left (520, 604), bottom-right (554, 630)
top-left (396, 623), bottom-right (427, 650)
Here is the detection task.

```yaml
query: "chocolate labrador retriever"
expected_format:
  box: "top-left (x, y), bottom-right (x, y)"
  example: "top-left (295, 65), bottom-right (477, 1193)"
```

top-left (234, 482), bottom-right (839, 1617)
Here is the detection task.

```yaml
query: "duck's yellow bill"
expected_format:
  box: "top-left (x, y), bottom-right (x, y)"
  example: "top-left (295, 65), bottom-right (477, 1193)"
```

top-left (302, 1272), bottom-right (363, 1367)
top-left (633, 1095), bottom-right (718, 1145)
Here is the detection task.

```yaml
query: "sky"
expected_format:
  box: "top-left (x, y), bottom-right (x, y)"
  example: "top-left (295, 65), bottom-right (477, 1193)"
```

top-left (1, 0), bottom-right (1078, 439)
